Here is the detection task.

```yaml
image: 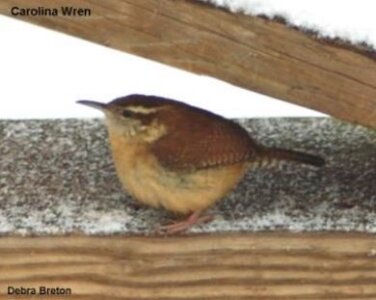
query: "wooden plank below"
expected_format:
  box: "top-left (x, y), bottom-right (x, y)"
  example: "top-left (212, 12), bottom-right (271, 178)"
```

top-left (0, 233), bottom-right (375, 299)
top-left (1, 0), bottom-right (376, 128)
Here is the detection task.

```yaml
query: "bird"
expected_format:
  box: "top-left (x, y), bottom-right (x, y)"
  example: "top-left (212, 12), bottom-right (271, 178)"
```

top-left (77, 94), bottom-right (325, 234)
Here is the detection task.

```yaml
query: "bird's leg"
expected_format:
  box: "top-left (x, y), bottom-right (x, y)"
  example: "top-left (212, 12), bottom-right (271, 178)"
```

top-left (157, 211), bottom-right (214, 234)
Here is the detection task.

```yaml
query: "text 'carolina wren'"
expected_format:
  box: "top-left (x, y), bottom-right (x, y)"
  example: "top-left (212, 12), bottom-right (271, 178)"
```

top-left (78, 94), bottom-right (325, 234)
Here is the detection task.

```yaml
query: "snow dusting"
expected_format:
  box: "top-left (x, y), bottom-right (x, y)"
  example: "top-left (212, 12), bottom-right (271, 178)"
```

top-left (0, 118), bottom-right (375, 235)
top-left (200, 0), bottom-right (376, 49)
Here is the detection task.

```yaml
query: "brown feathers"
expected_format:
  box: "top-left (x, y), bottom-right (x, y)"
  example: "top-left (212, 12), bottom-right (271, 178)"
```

top-left (148, 100), bottom-right (259, 171)
top-left (108, 94), bottom-right (324, 171)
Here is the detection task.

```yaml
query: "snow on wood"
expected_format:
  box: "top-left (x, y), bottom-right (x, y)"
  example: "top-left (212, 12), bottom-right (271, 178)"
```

top-left (1, 118), bottom-right (375, 235)
top-left (200, 0), bottom-right (376, 49)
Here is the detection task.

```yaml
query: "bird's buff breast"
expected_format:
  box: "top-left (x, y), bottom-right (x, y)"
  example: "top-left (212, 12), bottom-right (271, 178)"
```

top-left (108, 132), bottom-right (248, 215)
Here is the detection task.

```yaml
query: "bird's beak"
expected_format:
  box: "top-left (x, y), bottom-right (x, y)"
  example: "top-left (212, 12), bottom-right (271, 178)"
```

top-left (76, 100), bottom-right (107, 111)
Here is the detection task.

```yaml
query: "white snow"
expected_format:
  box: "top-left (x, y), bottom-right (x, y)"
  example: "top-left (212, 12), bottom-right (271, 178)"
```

top-left (200, 0), bottom-right (376, 49)
top-left (0, 16), bottom-right (323, 119)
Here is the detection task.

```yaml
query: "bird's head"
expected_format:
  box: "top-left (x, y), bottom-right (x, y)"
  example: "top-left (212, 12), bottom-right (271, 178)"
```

top-left (77, 94), bottom-right (179, 142)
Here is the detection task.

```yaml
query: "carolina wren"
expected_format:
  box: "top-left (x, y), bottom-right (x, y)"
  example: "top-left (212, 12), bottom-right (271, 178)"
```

top-left (78, 94), bottom-right (324, 234)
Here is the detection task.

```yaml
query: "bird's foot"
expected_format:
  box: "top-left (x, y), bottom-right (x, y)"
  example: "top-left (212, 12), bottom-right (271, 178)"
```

top-left (156, 211), bottom-right (214, 235)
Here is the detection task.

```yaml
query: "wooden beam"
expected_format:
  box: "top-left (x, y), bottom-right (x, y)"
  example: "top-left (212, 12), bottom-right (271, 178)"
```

top-left (1, 0), bottom-right (376, 128)
top-left (0, 233), bottom-right (376, 299)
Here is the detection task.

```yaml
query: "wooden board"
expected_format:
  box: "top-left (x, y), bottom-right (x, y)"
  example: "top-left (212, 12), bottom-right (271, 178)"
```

top-left (0, 233), bottom-right (376, 299)
top-left (1, 0), bottom-right (376, 128)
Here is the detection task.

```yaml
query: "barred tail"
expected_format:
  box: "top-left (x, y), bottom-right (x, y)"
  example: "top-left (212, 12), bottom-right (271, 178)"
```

top-left (262, 147), bottom-right (325, 167)
top-left (250, 147), bottom-right (325, 168)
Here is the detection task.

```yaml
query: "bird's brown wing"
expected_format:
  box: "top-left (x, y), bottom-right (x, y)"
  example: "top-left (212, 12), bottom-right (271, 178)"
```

top-left (151, 106), bottom-right (259, 172)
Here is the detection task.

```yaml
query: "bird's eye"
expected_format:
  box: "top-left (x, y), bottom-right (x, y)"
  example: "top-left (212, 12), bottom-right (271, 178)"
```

top-left (122, 110), bottom-right (135, 118)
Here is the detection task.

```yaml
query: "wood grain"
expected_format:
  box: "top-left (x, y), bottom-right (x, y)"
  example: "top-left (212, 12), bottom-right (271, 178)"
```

top-left (0, 233), bottom-right (375, 299)
top-left (1, 0), bottom-right (376, 128)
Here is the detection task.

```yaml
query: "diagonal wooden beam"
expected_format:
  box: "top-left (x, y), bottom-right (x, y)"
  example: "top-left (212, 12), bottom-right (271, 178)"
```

top-left (1, 0), bottom-right (376, 128)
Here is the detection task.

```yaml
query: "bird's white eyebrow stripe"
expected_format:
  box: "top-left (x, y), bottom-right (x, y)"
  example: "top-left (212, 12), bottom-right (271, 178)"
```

top-left (125, 106), bottom-right (160, 114)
